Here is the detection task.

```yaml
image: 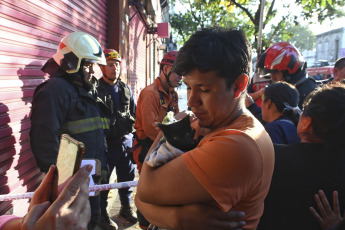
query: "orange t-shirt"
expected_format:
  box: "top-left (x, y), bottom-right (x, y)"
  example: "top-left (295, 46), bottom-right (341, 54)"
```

top-left (182, 113), bottom-right (274, 230)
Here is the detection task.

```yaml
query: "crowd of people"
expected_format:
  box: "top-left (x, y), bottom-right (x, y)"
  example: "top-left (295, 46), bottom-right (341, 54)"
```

top-left (1, 25), bottom-right (345, 230)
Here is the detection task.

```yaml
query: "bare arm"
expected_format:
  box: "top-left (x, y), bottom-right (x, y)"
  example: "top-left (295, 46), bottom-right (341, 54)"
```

top-left (135, 196), bottom-right (246, 230)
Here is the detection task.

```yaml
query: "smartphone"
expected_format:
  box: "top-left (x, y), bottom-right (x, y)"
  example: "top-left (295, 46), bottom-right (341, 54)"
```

top-left (56, 134), bottom-right (85, 185)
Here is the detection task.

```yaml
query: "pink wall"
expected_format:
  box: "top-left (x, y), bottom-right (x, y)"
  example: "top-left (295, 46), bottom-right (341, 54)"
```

top-left (0, 0), bottom-right (107, 216)
top-left (128, 7), bottom-right (148, 101)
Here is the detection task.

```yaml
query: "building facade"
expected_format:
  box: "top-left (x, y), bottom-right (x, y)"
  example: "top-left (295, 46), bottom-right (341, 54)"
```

top-left (315, 27), bottom-right (345, 63)
top-left (0, 0), bottom-right (170, 216)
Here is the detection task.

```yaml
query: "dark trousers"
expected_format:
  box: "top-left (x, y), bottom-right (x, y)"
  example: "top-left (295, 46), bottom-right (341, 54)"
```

top-left (88, 195), bottom-right (101, 229)
top-left (100, 137), bottom-right (136, 215)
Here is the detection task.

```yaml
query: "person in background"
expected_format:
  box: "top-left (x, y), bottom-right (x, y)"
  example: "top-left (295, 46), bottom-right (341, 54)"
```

top-left (258, 82), bottom-right (345, 230)
top-left (333, 57), bottom-right (345, 82)
top-left (246, 82), bottom-right (301, 144)
top-left (29, 31), bottom-right (109, 230)
top-left (256, 42), bottom-right (317, 108)
top-left (133, 50), bottom-right (181, 173)
top-left (0, 164), bottom-right (92, 230)
top-left (132, 50), bottom-right (182, 230)
top-left (97, 49), bottom-right (137, 229)
top-left (246, 62), bottom-right (270, 108)
top-left (135, 26), bottom-right (274, 230)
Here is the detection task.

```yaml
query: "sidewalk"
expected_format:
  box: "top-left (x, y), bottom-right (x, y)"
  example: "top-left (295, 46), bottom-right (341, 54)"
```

top-left (96, 168), bottom-right (140, 230)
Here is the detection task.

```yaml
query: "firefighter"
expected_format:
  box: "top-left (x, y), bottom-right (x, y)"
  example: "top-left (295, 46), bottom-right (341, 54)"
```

top-left (30, 31), bottom-right (109, 230)
top-left (133, 50), bottom-right (182, 229)
top-left (97, 49), bottom-right (137, 229)
top-left (257, 42), bottom-right (318, 108)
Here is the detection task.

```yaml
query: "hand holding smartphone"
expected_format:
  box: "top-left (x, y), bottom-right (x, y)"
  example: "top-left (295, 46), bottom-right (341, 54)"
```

top-left (50, 134), bottom-right (85, 202)
top-left (56, 134), bottom-right (85, 185)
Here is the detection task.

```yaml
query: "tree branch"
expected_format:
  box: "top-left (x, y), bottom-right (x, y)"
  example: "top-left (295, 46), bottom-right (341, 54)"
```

top-left (263, 0), bottom-right (276, 28)
top-left (187, 0), bottom-right (201, 24)
top-left (229, 0), bottom-right (255, 23)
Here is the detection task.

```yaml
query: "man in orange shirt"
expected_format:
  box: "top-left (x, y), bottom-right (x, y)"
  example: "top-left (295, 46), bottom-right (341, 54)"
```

top-left (132, 50), bottom-right (182, 229)
top-left (135, 27), bottom-right (275, 230)
top-left (133, 50), bottom-right (182, 172)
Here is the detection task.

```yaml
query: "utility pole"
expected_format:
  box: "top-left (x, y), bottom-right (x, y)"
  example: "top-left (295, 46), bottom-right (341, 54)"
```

top-left (257, 0), bottom-right (265, 57)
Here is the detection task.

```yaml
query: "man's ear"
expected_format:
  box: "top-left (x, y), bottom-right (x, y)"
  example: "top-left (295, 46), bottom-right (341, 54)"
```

top-left (299, 115), bottom-right (312, 133)
top-left (334, 68), bottom-right (339, 78)
top-left (266, 98), bottom-right (273, 109)
top-left (234, 74), bottom-right (249, 98)
top-left (163, 65), bottom-right (170, 75)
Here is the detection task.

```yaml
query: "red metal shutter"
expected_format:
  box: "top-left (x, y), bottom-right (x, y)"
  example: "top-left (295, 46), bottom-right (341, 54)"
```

top-left (128, 6), bottom-right (148, 101)
top-left (0, 0), bottom-right (107, 216)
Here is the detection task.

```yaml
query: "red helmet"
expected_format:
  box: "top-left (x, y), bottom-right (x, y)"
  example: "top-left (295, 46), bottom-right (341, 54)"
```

top-left (103, 49), bottom-right (121, 62)
top-left (258, 42), bottom-right (305, 76)
top-left (160, 51), bottom-right (178, 67)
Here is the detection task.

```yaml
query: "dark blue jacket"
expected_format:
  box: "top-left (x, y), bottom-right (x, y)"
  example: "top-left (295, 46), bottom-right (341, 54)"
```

top-left (30, 59), bottom-right (109, 172)
top-left (265, 117), bottom-right (300, 144)
top-left (97, 78), bottom-right (136, 145)
top-left (248, 103), bottom-right (300, 144)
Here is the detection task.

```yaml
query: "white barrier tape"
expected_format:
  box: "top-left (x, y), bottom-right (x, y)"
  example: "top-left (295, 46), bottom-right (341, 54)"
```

top-left (0, 180), bottom-right (138, 202)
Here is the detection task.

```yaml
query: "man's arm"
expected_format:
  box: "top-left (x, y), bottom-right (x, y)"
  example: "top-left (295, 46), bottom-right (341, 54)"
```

top-left (245, 93), bottom-right (265, 124)
top-left (139, 91), bottom-right (162, 140)
top-left (137, 126), bottom-right (256, 208)
top-left (137, 111), bottom-right (211, 205)
top-left (129, 86), bottom-right (136, 118)
top-left (135, 195), bottom-right (246, 230)
top-left (137, 156), bottom-right (212, 205)
top-left (30, 83), bottom-right (67, 172)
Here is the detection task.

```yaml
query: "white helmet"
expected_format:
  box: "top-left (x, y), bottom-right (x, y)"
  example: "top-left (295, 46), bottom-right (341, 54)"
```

top-left (53, 31), bottom-right (106, 74)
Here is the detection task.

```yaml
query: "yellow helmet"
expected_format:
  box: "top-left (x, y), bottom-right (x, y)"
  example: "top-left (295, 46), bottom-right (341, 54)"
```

top-left (53, 31), bottom-right (106, 74)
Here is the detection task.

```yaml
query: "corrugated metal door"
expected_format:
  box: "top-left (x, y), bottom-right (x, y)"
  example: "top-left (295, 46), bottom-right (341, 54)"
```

top-left (128, 6), bottom-right (148, 101)
top-left (0, 0), bottom-right (107, 216)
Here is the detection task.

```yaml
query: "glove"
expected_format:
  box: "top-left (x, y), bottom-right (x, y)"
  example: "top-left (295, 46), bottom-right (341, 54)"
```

top-left (100, 169), bottom-right (108, 184)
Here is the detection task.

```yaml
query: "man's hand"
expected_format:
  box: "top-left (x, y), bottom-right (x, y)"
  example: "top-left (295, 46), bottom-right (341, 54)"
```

top-left (245, 93), bottom-right (256, 108)
top-left (176, 204), bottom-right (246, 230)
top-left (22, 164), bottom-right (93, 230)
top-left (310, 190), bottom-right (344, 230)
top-left (29, 165), bottom-right (58, 211)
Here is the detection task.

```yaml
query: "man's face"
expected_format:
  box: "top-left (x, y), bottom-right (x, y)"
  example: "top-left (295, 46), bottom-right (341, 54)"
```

top-left (166, 65), bottom-right (182, 87)
top-left (102, 59), bottom-right (121, 82)
top-left (82, 61), bottom-right (98, 86)
top-left (270, 71), bottom-right (285, 82)
top-left (334, 67), bottom-right (345, 82)
top-left (184, 69), bottom-right (238, 130)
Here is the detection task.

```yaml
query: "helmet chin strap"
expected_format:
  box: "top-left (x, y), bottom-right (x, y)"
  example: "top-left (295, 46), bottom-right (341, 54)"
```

top-left (283, 67), bottom-right (307, 86)
top-left (103, 72), bottom-right (119, 84)
top-left (164, 69), bottom-right (173, 87)
top-left (104, 74), bottom-right (115, 82)
top-left (89, 75), bottom-right (98, 86)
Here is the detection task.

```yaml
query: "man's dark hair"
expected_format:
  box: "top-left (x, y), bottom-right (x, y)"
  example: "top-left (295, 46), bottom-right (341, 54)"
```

top-left (174, 26), bottom-right (252, 89)
top-left (335, 57), bottom-right (345, 70)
